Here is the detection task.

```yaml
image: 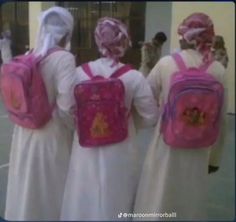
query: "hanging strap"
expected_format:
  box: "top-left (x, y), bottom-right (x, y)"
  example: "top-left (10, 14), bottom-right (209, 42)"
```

top-left (110, 64), bottom-right (133, 78)
top-left (172, 53), bottom-right (187, 71)
top-left (199, 60), bottom-right (214, 72)
top-left (39, 47), bottom-right (65, 62)
top-left (27, 47), bottom-right (65, 64)
top-left (173, 53), bottom-right (214, 73)
top-left (81, 63), bottom-right (94, 78)
top-left (81, 63), bottom-right (133, 79)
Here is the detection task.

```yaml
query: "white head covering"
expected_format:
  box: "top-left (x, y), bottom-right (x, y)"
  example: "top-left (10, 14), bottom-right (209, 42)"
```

top-left (33, 6), bottom-right (74, 56)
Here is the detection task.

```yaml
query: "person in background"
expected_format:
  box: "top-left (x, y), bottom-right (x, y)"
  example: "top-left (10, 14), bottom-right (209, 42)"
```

top-left (134, 12), bottom-right (227, 221)
top-left (139, 31), bottom-right (167, 77)
top-left (0, 31), bottom-right (12, 96)
top-left (211, 35), bottom-right (229, 68)
top-left (0, 30), bottom-right (12, 64)
top-left (61, 17), bottom-right (158, 221)
top-left (4, 6), bottom-right (77, 221)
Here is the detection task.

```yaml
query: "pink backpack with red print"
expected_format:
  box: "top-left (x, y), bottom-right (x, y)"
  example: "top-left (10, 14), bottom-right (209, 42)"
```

top-left (0, 48), bottom-right (61, 129)
top-left (161, 53), bottom-right (224, 149)
top-left (74, 63), bottom-right (133, 147)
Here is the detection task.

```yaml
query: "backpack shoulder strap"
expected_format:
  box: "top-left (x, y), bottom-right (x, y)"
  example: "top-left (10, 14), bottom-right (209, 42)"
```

top-left (33, 47), bottom-right (65, 63)
top-left (110, 64), bottom-right (133, 78)
top-left (46, 47), bottom-right (65, 55)
top-left (42, 47), bottom-right (65, 60)
top-left (81, 63), bottom-right (94, 78)
top-left (199, 60), bottom-right (214, 72)
top-left (172, 53), bottom-right (187, 71)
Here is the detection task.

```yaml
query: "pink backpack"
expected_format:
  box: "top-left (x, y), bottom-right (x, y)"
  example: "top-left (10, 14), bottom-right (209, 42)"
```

top-left (0, 48), bottom-right (61, 129)
top-left (161, 53), bottom-right (224, 149)
top-left (74, 63), bottom-right (133, 147)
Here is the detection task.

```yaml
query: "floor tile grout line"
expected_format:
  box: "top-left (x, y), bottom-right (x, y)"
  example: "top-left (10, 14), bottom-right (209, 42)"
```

top-left (0, 163), bottom-right (9, 169)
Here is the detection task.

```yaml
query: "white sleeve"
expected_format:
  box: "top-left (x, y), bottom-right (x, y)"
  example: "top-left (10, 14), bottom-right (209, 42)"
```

top-left (0, 39), bottom-right (12, 63)
top-left (54, 52), bottom-right (77, 130)
top-left (132, 72), bottom-right (159, 127)
top-left (147, 60), bottom-right (162, 106)
top-left (55, 52), bottom-right (77, 112)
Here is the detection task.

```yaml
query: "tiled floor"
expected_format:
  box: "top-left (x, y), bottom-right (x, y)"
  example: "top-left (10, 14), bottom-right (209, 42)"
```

top-left (0, 101), bottom-right (235, 221)
top-left (207, 115), bottom-right (235, 221)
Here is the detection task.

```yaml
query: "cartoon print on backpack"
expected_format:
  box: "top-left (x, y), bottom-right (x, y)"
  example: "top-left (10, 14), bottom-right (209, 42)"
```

top-left (91, 112), bottom-right (110, 138)
top-left (182, 107), bottom-right (207, 126)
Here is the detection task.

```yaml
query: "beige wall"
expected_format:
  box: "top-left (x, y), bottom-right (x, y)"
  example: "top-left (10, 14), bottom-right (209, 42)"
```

top-left (29, 2), bottom-right (56, 48)
top-left (29, 2), bottom-right (42, 48)
top-left (42, 2), bottom-right (56, 11)
top-left (170, 2), bottom-right (235, 113)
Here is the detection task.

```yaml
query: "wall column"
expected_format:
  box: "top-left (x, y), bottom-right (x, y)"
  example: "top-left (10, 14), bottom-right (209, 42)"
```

top-left (29, 2), bottom-right (56, 48)
top-left (29, 2), bottom-right (42, 48)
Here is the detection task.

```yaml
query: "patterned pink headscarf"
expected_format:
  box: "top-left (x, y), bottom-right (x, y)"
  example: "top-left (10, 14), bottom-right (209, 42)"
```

top-left (178, 13), bottom-right (215, 63)
top-left (94, 17), bottom-right (131, 66)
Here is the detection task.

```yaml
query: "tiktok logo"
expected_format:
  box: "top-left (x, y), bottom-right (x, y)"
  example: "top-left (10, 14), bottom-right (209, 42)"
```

top-left (118, 213), bottom-right (123, 218)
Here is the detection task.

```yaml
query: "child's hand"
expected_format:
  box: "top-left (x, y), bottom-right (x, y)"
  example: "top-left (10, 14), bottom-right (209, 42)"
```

top-left (2, 30), bottom-right (11, 39)
top-left (208, 165), bottom-right (219, 174)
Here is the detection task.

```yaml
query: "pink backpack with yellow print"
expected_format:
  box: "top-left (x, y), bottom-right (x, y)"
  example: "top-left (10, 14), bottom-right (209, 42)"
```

top-left (74, 63), bottom-right (133, 147)
top-left (161, 53), bottom-right (224, 148)
top-left (0, 48), bottom-right (61, 129)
